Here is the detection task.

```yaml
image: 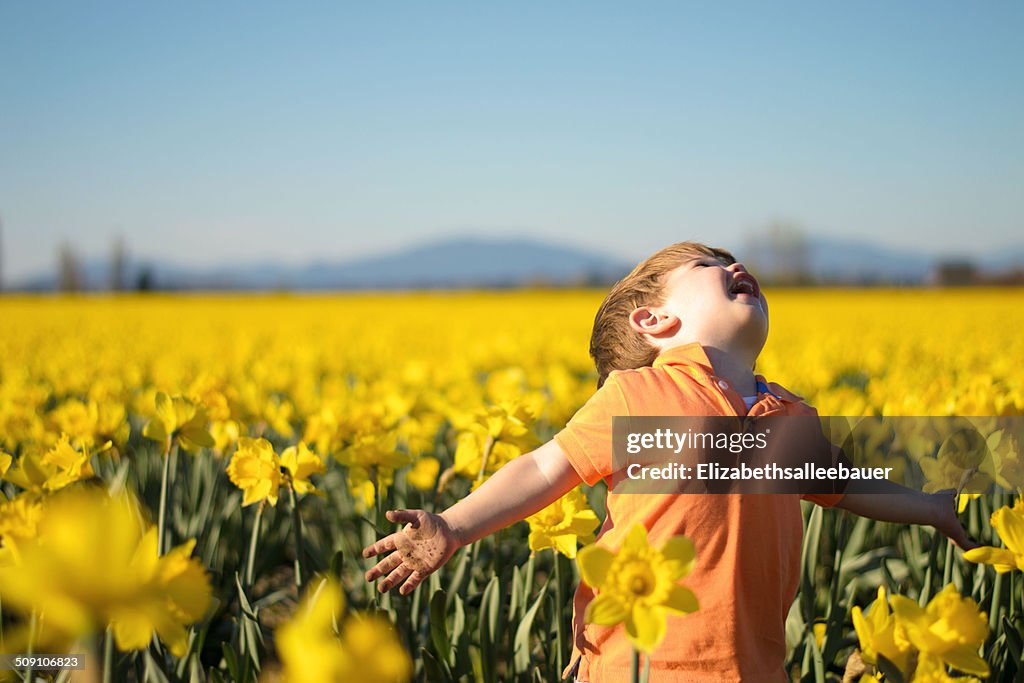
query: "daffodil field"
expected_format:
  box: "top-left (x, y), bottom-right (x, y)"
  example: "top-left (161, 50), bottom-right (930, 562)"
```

top-left (2, 289), bottom-right (1024, 682)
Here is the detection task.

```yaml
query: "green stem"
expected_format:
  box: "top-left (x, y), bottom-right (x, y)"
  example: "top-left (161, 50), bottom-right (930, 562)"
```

top-left (102, 626), bottom-right (113, 683)
top-left (554, 552), bottom-right (565, 675)
top-left (372, 466), bottom-right (383, 530)
top-left (25, 611), bottom-right (37, 682)
top-left (288, 482), bottom-right (304, 590)
top-left (988, 571), bottom-right (1003, 632)
top-left (522, 554), bottom-right (535, 618)
top-left (1010, 570), bottom-right (1017, 618)
top-left (245, 502), bottom-right (265, 589)
top-left (157, 442), bottom-right (177, 556)
top-left (942, 537), bottom-right (954, 587)
top-left (372, 467), bottom-right (381, 609)
top-left (630, 648), bottom-right (640, 683)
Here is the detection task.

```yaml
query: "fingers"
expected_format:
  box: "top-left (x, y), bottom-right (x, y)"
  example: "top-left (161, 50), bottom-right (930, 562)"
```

top-left (378, 564), bottom-right (413, 594)
top-left (386, 509), bottom-right (421, 527)
top-left (362, 534), bottom-right (397, 559)
top-left (365, 553), bottom-right (402, 582)
top-left (399, 570), bottom-right (425, 596)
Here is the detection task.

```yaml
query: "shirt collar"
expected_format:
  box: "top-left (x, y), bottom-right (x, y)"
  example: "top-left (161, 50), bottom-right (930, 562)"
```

top-left (651, 342), bottom-right (803, 404)
top-left (652, 342), bottom-right (715, 372)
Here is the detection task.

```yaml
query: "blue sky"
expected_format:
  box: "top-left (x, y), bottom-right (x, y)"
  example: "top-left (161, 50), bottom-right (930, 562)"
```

top-left (1, 1), bottom-right (1021, 282)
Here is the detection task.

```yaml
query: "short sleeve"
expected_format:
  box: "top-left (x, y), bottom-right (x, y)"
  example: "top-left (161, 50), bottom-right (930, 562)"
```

top-left (801, 491), bottom-right (846, 507)
top-left (553, 373), bottom-right (629, 486)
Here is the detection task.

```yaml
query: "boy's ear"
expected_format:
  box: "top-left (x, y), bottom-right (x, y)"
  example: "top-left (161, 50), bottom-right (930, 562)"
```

top-left (628, 306), bottom-right (678, 337)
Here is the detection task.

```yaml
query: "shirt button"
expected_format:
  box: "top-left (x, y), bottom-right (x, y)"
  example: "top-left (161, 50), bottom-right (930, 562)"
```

top-left (717, 380), bottom-right (729, 390)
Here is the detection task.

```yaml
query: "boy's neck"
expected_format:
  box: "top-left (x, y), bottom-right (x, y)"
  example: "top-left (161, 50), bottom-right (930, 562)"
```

top-left (700, 345), bottom-right (758, 396)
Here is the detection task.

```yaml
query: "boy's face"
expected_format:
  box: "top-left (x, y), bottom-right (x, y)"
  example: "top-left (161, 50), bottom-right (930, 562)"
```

top-left (653, 255), bottom-right (769, 353)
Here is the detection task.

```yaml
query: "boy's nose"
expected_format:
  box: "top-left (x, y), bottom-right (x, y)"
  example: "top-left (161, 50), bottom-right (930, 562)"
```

top-left (727, 262), bottom-right (748, 273)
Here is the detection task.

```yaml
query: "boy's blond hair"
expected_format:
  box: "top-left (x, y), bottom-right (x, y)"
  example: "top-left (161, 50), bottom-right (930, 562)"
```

top-left (591, 241), bottom-right (736, 387)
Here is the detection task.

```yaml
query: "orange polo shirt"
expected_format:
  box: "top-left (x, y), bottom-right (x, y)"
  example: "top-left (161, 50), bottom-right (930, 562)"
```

top-left (554, 343), bottom-right (844, 682)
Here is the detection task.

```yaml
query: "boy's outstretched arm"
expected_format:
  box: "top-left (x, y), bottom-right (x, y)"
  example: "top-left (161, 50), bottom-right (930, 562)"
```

top-left (835, 481), bottom-right (979, 551)
top-left (362, 439), bottom-right (583, 595)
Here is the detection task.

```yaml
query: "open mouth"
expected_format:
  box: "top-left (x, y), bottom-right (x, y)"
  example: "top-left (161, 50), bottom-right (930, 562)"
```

top-left (728, 273), bottom-right (760, 299)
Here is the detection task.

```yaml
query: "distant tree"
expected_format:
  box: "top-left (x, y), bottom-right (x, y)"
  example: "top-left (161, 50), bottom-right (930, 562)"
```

top-left (136, 266), bottom-right (154, 292)
top-left (110, 236), bottom-right (127, 291)
top-left (57, 242), bottom-right (84, 292)
top-left (933, 260), bottom-right (978, 286)
top-left (744, 222), bottom-right (812, 286)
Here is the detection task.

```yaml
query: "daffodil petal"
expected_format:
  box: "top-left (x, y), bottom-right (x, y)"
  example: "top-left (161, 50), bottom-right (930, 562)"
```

top-left (993, 504), bottom-right (1024, 553)
top-left (626, 604), bottom-right (666, 653)
top-left (941, 648), bottom-right (990, 677)
top-left (553, 534), bottom-right (578, 558)
top-left (622, 524), bottom-right (649, 553)
top-left (577, 545), bottom-right (615, 588)
top-left (584, 593), bottom-right (627, 626)
top-left (663, 584), bottom-right (698, 614)
top-left (660, 536), bottom-right (696, 577)
top-left (964, 546), bottom-right (1018, 572)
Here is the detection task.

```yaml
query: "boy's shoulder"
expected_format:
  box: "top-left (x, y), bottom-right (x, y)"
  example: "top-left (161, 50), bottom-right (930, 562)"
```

top-left (602, 363), bottom-right (703, 405)
top-left (603, 366), bottom-right (814, 414)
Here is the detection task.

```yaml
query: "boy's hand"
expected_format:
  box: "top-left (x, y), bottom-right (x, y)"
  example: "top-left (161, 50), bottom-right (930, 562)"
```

top-left (362, 509), bottom-right (463, 595)
top-left (929, 489), bottom-right (980, 551)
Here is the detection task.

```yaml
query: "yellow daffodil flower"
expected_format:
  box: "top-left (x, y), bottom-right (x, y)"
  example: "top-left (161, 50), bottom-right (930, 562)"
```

top-left (280, 442), bottom-right (325, 495)
top-left (850, 586), bottom-right (913, 673)
top-left (453, 403), bottom-right (539, 481)
top-left (577, 524), bottom-right (698, 652)
top-left (2, 434), bottom-right (96, 493)
top-left (964, 499), bottom-right (1024, 573)
top-left (109, 527), bottom-right (212, 656)
top-left (405, 456), bottom-right (441, 491)
top-left (0, 492), bottom-right (42, 566)
top-left (143, 392), bottom-right (215, 454)
top-left (276, 577), bottom-right (411, 683)
top-left (0, 451), bottom-right (11, 478)
top-left (889, 584), bottom-right (989, 678)
top-left (958, 493), bottom-right (981, 513)
top-left (526, 487), bottom-right (600, 558)
top-left (912, 653), bottom-right (982, 683)
top-left (227, 437), bottom-right (283, 506)
top-left (0, 488), bottom-right (211, 656)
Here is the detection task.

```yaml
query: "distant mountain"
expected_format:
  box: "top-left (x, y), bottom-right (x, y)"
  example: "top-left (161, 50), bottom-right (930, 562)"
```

top-left (12, 236), bottom-right (632, 291)
top-left (804, 237), bottom-right (934, 284)
top-left (11, 234), bottom-right (1023, 292)
top-left (746, 236), bottom-right (1024, 285)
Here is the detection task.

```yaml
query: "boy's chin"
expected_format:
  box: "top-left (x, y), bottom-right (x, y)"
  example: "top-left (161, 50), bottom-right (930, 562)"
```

top-left (734, 313), bottom-right (769, 345)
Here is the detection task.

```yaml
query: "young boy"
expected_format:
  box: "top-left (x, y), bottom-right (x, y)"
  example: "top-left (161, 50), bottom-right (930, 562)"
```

top-left (363, 242), bottom-right (975, 682)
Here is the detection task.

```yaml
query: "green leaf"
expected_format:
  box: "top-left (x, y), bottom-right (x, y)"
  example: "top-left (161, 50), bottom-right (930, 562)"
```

top-left (329, 549), bottom-right (345, 581)
top-left (420, 647), bottom-right (452, 683)
top-left (221, 642), bottom-right (239, 682)
top-left (1003, 614), bottom-right (1023, 663)
top-left (800, 505), bottom-right (822, 625)
top-left (430, 589), bottom-right (452, 663)
top-left (479, 575), bottom-right (501, 683)
top-left (234, 573), bottom-right (260, 622)
top-left (513, 580), bottom-right (549, 674)
top-left (509, 565), bottom-right (523, 621)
